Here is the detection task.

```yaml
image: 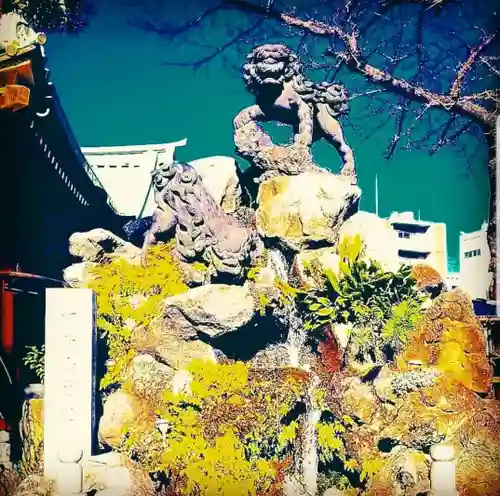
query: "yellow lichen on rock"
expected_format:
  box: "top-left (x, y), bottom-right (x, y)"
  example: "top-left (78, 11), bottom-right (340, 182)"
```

top-left (255, 171), bottom-right (361, 249)
top-left (20, 398), bottom-right (44, 477)
top-left (436, 320), bottom-right (492, 392)
top-left (411, 264), bottom-right (444, 290)
top-left (403, 289), bottom-right (492, 393)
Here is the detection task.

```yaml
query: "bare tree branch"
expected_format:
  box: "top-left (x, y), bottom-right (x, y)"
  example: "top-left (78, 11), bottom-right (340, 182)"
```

top-left (127, 3), bottom-right (225, 38)
top-left (449, 32), bottom-right (497, 98)
top-left (224, 0), bottom-right (497, 127)
top-left (480, 57), bottom-right (500, 79)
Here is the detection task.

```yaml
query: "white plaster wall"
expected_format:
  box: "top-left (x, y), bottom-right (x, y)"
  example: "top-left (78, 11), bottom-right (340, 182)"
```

top-left (84, 151), bottom-right (157, 217)
top-left (82, 140), bottom-right (186, 218)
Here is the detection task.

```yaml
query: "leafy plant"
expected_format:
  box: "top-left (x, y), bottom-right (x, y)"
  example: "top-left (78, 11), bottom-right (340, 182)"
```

top-left (23, 345), bottom-right (45, 383)
top-left (316, 414), bottom-right (355, 464)
top-left (359, 458), bottom-right (385, 483)
top-left (120, 360), bottom-right (310, 495)
top-left (301, 235), bottom-right (426, 362)
top-left (86, 242), bottom-right (188, 389)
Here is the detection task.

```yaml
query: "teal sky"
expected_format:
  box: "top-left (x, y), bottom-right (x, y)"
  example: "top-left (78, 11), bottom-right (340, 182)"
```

top-left (43, 1), bottom-right (492, 269)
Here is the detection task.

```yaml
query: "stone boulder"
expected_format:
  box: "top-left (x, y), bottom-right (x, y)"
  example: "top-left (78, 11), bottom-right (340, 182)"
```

top-left (454, 399), bottom-right (500, 496)
top-left (338, 211), bottom-right (400, 272)
top-left (403, 289), bottom-right (492, 393)
top-left (163, 284), bottom-right (256, 339)
top-left (372, 365), bottom-right (399, 404)
top-left (255, 171), bottom-right (361, 251)
top-left (323, 488), bottom-right (346, 496)
top-left (98, 391), bottom-right (143, 449)
top-left (379, 375), bottom-right (479, 451)
top-left (63, 261), bottom-right (98, 288)
top-left (133, 284), bottom-right (260, 368)
top-left (69, 229), bottom-right (140, 264)
top-left (410, 263), bottom-right (445, 297)
top-left (341, 376), bottom-right (379, 424)
top-left (132, 324), bottom-right (216, 371)
top-left (365, 448), bottom-right (431, 496)
top-left (189, 156), bottom-right (243, 213)
top-left (124, 354), bottom-right (174, 401)
top-left (250, 343), bottom-right (291, 369)
top-left (291, 247), bottom-right (341, 289)
top-left (83, 452), bottom-right (155, 496)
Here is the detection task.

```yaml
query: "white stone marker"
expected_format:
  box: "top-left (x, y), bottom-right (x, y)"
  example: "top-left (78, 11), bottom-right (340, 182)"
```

top-left (44, 288), bottom-right (97, 484)
top-left (430, 443), bottom-right (459, 496)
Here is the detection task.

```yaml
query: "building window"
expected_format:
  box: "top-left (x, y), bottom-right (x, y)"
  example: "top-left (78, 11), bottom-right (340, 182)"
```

top-left (398, 249), bottom-right (429, 260)
top-left (398, 231), bottom-right (411, 239)
top-left (465, 249), bottom-right (481, 258)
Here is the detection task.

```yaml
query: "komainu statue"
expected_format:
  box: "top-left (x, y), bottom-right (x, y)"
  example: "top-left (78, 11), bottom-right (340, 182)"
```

top-left (234, 44), bottom-right (357, 184)
top-left (141, 161), bottom-right (262, 279)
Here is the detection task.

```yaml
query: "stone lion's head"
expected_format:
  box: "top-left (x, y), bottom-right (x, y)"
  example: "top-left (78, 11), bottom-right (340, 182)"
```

top-left (242, 44), bottom-right (303, 94)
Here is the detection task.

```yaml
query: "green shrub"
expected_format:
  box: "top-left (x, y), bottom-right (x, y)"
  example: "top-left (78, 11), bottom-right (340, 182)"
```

top-left (121, 360), bottom-right (310, 495)
top-left (86, 242), bottom-right (188, 389)
top-left (22, 345), bottom-right (45, 383)
top-left (301, 235), bottom-right (426, 360)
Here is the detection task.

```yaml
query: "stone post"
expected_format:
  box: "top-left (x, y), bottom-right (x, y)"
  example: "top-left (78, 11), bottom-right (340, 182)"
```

top-left (44, 288), bottom-right (97, 485)
top-left (429, 443), bottom-right (459, 496)
top-left (56, 447), bottom-right (83, 495)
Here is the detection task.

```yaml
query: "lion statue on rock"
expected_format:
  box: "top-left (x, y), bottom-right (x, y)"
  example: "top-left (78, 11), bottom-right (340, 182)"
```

top-left (141, 161), bottom-right (262, 281)
top-left (234, 44), bottom-right (357, 184)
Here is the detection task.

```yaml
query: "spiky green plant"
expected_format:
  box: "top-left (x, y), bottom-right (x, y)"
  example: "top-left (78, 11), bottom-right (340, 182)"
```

top-left (303, 235), bottom-right (422, 332)
top-left (301, 235), bottom-right (426, 360)
top-left (381, 299), bottom-right (423, 353)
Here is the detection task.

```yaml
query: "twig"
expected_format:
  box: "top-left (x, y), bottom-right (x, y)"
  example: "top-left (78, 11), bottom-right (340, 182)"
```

top-left (449, 32), bottom-right (497, 98)
top-left (162, 17), bottom-right (266, 70)
top-left (348, 89), bottom-right (384, 100)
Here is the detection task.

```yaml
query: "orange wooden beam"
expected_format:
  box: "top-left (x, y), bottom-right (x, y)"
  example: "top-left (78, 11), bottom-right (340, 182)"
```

top-left (0, 59), bottom-right (33, 110)
top-left (0, 59), bottom-right (34, 85)
top-left (0, 84), bottom-right (30, 110)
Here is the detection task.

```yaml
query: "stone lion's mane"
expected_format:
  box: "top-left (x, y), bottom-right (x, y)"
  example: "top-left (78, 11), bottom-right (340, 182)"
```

top-left (242, 43), bottom-right (350, 118)
top-left (149, 161), bottom-right (259, 276)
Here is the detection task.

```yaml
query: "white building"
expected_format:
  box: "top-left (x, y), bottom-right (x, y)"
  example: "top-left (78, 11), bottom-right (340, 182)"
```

top-left (446, 272), bottom-right (460, 291)
top-left (388, 211), bottom-right (448, 278)
top-left (81, 139), bottom-right (187, 218)
top-left (459, 222), bottom-right (491, 299)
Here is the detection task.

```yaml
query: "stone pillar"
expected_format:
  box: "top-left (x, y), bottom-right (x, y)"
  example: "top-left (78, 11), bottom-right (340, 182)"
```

top-left (44, 288), bottom-right (97, 482)
top-left (429, 443), bottom-right (458, 496)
